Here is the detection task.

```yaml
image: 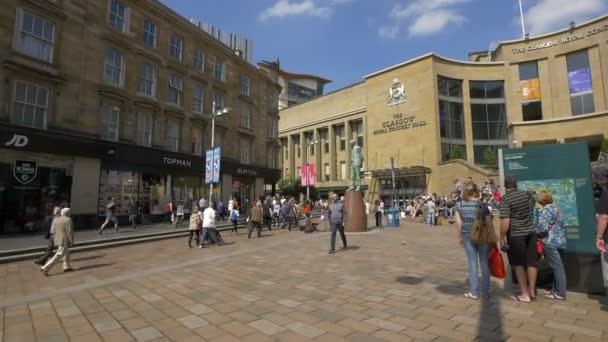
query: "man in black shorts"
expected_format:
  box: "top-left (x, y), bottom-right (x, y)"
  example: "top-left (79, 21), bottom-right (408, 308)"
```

top-left (499, 175), bottom-right (538, 303)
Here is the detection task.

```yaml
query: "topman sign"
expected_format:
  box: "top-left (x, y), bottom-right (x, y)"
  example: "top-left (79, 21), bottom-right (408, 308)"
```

top-left (511, 23), bottom-right (608, 54)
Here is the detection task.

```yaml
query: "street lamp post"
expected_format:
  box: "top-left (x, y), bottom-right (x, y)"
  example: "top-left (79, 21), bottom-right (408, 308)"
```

top-left (305, 140), bottom-right (319, 201)
top-left (208, 100), bottom-right (231, 203)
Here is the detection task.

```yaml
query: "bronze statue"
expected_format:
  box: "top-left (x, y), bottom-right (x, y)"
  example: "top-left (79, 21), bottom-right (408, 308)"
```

top-left (348, 140), bottom-right (364, 191)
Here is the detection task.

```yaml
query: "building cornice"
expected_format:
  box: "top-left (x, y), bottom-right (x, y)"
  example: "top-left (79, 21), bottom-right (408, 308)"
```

top-left (279, 107), bottom-right (366, 134)
top-left (509, 110), bottom-right (608, 128)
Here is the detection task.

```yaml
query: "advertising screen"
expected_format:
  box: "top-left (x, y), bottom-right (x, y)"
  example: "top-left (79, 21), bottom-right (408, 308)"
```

top-left (520, 78), bottom-right (541, 100)
top-left (568, 68), bottom-right (592, 94)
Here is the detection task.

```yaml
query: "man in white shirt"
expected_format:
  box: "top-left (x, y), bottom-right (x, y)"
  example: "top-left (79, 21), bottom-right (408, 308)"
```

top-left (426, 199), bottom-right (436, 226)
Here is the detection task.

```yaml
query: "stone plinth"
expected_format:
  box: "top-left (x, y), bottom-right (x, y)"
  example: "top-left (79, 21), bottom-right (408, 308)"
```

top-left (344, 191), bottom-right (367, 232)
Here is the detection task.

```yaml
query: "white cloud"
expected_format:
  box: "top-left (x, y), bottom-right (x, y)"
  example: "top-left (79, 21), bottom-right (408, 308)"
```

top-left (378, 25), bottom-right (400, 39)
top-left (258, 0), bottom-right (352, 21)
top-left (523, 0), bottom-right (607, 34)
top-left (408, 10), bottom-right (467, 36)
top-left (378, 0), bottom-right (471, 39)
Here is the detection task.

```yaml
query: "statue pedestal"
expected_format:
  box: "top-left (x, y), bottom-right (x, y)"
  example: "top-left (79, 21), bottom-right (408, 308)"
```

top-left (344, 191), bottom-right (367, 232)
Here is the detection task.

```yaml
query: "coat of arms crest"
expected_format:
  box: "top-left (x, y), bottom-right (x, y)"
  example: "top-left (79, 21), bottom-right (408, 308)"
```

top-left (388, 78), bottom-right (407, 106)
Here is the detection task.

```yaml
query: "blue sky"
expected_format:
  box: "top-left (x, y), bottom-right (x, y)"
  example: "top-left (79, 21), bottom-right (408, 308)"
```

top-left (160, 0), bottom-right (607, 92)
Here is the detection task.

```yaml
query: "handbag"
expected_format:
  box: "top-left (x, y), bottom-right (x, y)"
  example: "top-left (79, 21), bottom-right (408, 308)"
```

top-left (536, 208), bottom-right (561, 256)
top-left (489, 245), bottom-right (506, 279)
top-left (470, 202), bottom-right (497, 245)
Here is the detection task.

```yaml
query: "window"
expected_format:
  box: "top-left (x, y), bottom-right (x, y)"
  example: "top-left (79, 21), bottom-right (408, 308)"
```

top-left (142, 19), bottom-right (157, 48)
top-left (268, 116), bottom-right (278, 138)
top-left (340, 161), bottom-right (346, 181)
top-left (267, 88), bottom-right (277, 110)
top-left (320, 130), bottom-right (329, 153)
top-left (306, 132), bottom-right (314, 156)
top-left (519, 62), bottom-right (542, 121)
top-left (213, 93), bottom-right (225, 113)
top-left (469, 80), bottom-right (508, 165)
top-left (437, 76), bottom-right (466, 162)
top-left (137, 112), bottom-right (153, 147)
top-left (167, 75), bottom-right (183, 106)
top-left (240, 102), bottom-right (251, 129)
top-left (337, 126), bottom-right (346, 151)
top-left (12, 81), bottom-right (48, 129)
top-left (14, 10), bottom-right (55, 63)
top-left (354, 121), bottom-right (364, 147)
top-left (192, 84), bottom-right (204, 114)
top-left (102, 104), bottom-right (120, 141)
top-left (104, 46), bottom-right (125, 87)
top-left (324, 163), bottom-right (330, 181)
top-left (169, 33), bottom-right (183, 61)
top-left (191, 127), bottom-right (203, 156)
top-left (108, 0), bottom-right (129, 33)
top-left (194, 48), bottom-right (204, 72)
top-left (567, 50), bottom-right (595, 116)
top-left (214, 59), bottom-right (225, 81)
top-left (137, 63), bottom-right (156, 97)
top-left (241, 75), bottom-right (250, 96)
top-left (166, 119), bottom-right (179, 152)
top-left (268, 147), bottom-right (278, 169)
top-left (240, 139), bottom-right (251, 164)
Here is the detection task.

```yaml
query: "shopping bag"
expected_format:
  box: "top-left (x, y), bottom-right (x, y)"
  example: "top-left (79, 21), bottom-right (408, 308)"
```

top-left (489, 245), bottom-right (505, 279)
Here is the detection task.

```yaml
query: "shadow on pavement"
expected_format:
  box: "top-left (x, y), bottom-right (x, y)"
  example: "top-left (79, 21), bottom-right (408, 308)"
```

top-left (396, 274), bottom-right (506, 341)
top-left (344, 246), bottom-right (360, 251)
top-left (70, 254), bottom-right (105, 262)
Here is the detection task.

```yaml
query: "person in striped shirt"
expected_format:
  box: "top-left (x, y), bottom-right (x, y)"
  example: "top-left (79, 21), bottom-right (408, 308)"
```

top-left (499, 175), bottom-right (538, 303)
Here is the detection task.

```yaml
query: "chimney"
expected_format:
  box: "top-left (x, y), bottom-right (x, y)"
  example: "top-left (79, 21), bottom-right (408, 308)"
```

top-left (234, 49), bottom-right (243, 58)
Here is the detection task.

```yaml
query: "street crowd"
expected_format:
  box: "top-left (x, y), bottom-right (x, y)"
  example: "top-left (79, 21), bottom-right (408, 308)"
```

top-left (33, 176), bottom-right (608, 305)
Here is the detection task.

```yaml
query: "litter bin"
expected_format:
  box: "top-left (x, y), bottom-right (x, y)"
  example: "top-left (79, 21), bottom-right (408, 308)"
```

top-left (387, 207), bottom-right (400, 227)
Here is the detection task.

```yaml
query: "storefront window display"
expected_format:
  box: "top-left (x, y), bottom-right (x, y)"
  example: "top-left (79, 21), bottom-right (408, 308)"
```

top-left (98, 169), bottom-right (204, 221)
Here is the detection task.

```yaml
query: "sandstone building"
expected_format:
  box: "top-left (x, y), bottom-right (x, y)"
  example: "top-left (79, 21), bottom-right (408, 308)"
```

top-left (0, 0), bottom-right (281, 232)
top-left (279, 15), bottom-right (608, 202)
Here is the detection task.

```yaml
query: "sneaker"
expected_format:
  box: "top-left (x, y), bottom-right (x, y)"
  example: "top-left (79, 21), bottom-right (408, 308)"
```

top-left (40, 268), bottom-right (48, 277)
top-left (63, 268), bottom-right (74, 272)
top-left (328, 250), bottom-right (336, 255)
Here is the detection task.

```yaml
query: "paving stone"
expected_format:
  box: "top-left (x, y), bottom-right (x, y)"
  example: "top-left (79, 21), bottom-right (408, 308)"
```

top-left (176, 315), bottom-right (209, 329)
top-left (219, 320), bottom-right (256, 337)
top-left (240, 294), bottom-right (262, 302)
top-left (544, 320), bottom-right (602, 338)
top-left (348, 331), bottom-right (385, 342)
top-left (294, 285), bottom-right (316, 291)
top-left (309, 309), bottom-right (344, 323)
top-left (285, 321), bottom-right (325, 338)
top-left (363, 296), bottom-right (385, 303)
top-left (248, 319), bottom-right (286, 336)
top-left (141, 294), bottom-right (163, 302)
top-left (276, 299), bottom-right (302, 308)
top-left (130, 326), bottom-right (163, 342)
top-left (93, 320), bottom-right (121, 333)
top-left (57, 306), bottom-right (82, 318)
top-left (363, 317), bottom-right (405, 332)
top-left (184, 303), bottom-right (213, 315)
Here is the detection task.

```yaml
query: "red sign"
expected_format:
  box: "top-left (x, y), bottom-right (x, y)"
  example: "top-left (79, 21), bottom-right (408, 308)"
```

top-left (301, 164), bottom-right (316, 187)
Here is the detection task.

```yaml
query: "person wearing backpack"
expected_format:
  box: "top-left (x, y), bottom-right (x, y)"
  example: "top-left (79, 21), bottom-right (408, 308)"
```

top-left (262, 198), bottom-right (273, 231)
top-left (535, 190), bottom-right (567, 300)
top-left (230, 207), bottom-right (239, 235)
top-left (327, 194), bottom-right (347, 254)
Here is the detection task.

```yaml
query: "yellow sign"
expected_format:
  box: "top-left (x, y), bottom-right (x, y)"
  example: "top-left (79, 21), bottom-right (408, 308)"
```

top-left (520, 79), bottom-right (541, 100)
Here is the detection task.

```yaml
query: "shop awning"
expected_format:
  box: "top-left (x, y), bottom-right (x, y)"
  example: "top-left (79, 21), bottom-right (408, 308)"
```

top-left (369, 166), bottom-right (431, 178)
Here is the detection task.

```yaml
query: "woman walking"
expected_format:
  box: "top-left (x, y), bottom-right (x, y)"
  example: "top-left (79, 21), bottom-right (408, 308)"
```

top-left (455, 182), bottom-right (493, 300)
top-left (535, 190), bottom-right (567, 300)
top-left (374, 200), bottom-right (383, 228)
top-left (188, 208), bottom-right (202, 248)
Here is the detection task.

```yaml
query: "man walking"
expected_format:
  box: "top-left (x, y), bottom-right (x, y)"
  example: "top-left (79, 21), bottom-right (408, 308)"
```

top-left (328, 194), bottom-right (348, 254)
top-left (499, 175), bottom-right (538, 303)
top-left (35, 207), bottom-right (61, 265)
top-left (426, 198), bottom-right (436, 226)
top-left (248, 201), bottom-right (263, 239)
top-left (262, 198), bottom-right (273, 231)
top-left (98, 198), bottom-right (118, 234)
top-left (41, 208), bottom-right (74, 276)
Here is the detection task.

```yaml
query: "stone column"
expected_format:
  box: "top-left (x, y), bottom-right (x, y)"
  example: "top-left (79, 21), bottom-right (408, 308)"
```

top-left (329, 125), bottom-right (336, 181)
top-left (288, 135), bottom-right (295, 179)
top-left (314, 128), bottom-right (321, 185)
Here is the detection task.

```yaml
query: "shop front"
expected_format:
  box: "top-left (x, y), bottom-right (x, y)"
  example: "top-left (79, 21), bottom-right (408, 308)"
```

top-left (0, 124), bottom-right (110, 233)
top-left (221, 161), bottom-right (281, 205)
top-left (99, 144), bottom-right (206, 225)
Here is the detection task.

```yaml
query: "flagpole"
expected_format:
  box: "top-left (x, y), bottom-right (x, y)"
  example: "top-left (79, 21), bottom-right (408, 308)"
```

top-left (518, 0), bottom-right (526, 38)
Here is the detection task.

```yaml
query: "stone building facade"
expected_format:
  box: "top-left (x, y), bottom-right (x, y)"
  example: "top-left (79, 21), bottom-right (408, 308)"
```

top-left (279, 14), bottom-right (608, 202)
top-left (0, 0), bottom-right (281, 233)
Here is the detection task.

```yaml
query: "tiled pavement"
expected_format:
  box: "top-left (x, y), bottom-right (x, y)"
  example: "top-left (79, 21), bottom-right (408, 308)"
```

top-left (0, 219), bottom-right (607, 342)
